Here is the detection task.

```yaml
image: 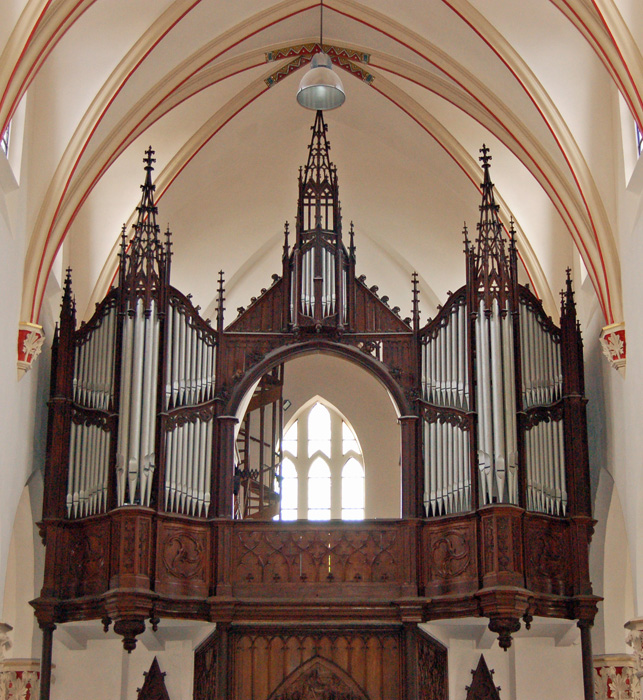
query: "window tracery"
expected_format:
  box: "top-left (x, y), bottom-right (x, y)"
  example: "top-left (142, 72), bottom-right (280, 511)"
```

top-left (279, 401), bottom-right (364, 520)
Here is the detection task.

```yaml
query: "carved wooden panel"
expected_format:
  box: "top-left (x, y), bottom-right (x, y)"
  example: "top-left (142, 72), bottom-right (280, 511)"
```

top-left (193, 630), bottom-right (217, 700)
top-left (524, 515), bottom-right (571, 596)
top-left (230, 522), bottom-right (412, 595)
top-left (417, 628), bottom-right (448, 700)
top-left (137, 657), bottom-right (171, 700)
top-left (60, 521), bottom-right (110, 597)
top-left (268, 656), bottom-right (369, 700)
top-left (423, 518), bottom-right (477, 596)
top-left (109, 511), bottom-right (153, 589)
top-left (156, 520), bottom-right (211, 597)
top-left (479, 507), bottom-right (524, 588)
top-left (230, 626), bottom-right (401, 700)
top-left (217, 335), bottom-right (284, 395)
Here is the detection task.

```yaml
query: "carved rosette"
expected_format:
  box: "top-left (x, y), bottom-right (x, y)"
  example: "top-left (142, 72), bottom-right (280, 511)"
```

top-left (600, 322), bottom-right (626, 374)
top-left (17, 322), bottom-right (45, 378)
top-left (0, 660), bottom-right (41, 700)
top-left (594, 655), bottom-right (640, 700)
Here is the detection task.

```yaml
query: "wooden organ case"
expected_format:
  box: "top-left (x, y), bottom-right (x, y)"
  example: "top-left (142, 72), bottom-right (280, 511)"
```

top-left (35, 114), bottom-right (598, 700)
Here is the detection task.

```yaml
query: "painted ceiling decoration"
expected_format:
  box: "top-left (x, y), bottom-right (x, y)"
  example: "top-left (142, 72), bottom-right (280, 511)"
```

top-left (1, 0), bottom-right (640, 374)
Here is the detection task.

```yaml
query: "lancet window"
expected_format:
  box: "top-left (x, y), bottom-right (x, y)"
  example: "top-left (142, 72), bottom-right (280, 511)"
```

top-left (280, 401), bottom-right (364, 521)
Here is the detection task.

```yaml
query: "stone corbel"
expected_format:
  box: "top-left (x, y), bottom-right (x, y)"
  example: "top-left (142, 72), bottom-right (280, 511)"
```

top-left (17, 322), bottom-right (45, 379)
top-left (600, 322), bottom-right (626, 374)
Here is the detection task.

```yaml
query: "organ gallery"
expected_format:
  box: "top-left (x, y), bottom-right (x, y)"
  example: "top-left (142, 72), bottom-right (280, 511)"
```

top-left (34, 110), bottom-right (597, 700)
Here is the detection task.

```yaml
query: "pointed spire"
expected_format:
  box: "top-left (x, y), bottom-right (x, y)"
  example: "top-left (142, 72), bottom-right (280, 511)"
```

top-left (216, 271), bottom-right (226, 333)
top-left (462, 222), bottom-right (470, 252)
top-left (61, 267), bottom-right (76, 321)
top-left (561, 267), bottom-right (576, 318)
top-left (301, 110), bottom-right (337, 194)
top-left (412, 272), bottom-right (420, 332)
top-left (283, 221), bottom-right (290, 259)
top-left (349, 221), bottom-right (355, 260)
top-left (472, 145), bottom-right (513, 307)
top-left (121, 148), bottom-right (171, 311)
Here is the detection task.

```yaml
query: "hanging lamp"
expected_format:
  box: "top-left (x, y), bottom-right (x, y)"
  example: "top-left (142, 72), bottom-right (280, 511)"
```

top-left (296, 1), bottom-right (345, 110)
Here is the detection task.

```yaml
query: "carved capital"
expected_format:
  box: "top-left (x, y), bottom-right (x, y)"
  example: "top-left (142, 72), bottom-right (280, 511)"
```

top-left (600, 322), bottom-right (626, 374)
top-left (0, 659), bottom-right (41, 700)
top-left (626, 622), bottom-right (643, 673)
top-left (594, 654), bottom-right (640, 700)
top-left (0, 622), bottom-right (12, 660)
top-left (17, 323), bottom-right (45, 379)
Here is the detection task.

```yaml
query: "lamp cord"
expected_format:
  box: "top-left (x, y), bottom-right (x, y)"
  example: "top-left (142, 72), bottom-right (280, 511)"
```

top-left (320, 0), bottom-right (323, 52)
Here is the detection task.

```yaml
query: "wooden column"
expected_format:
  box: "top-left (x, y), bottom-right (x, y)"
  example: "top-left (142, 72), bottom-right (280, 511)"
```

top-left (217, 416), bottom-right (238, 518)
top-left (216, 622), bottom-right (230, 700)
top-left (38, 624), bottom-right (55, 700)
top-left (400, 415), bottom-right (420, 518)
top-left (403, 622), bottom-right (418, 700)
top-left (578, 620), bottom-right (595, 700)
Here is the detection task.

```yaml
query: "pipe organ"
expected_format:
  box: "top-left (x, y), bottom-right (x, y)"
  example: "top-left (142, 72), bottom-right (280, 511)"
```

top-left (36, 115), bottom-right (597, 700)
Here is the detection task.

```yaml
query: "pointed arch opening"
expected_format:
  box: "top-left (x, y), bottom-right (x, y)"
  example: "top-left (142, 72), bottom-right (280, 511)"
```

top-left (234, 351), bottom-right (401, 521)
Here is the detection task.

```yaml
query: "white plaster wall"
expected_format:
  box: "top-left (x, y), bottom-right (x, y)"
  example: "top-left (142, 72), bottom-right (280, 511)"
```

top-left (49, 635), bottom-right (198, 700)
top-left (446, 633), bottom-right (583, 700)
top-left (2, 486), bottom-right (36, 657)
top-left (0, 97), bottom-right (53, 623)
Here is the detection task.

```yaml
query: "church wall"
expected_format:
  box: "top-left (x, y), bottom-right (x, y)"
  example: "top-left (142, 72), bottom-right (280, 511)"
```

top-left (0, 93), bottom-right (52, 623)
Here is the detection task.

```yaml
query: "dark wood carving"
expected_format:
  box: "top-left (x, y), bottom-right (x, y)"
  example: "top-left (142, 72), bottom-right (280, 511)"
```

top-left (230, 522), bottom-right (412, 595)
top-left (35, 114), bottom-right (598, 667)
top-left (193, 631), bottom-right (217, 700)
top-left (267, 657), bottom-right (369, 700)
top-left (479, 507), bottom-right (524, 588)
top-left (465, 655), bottom-right (501, 700)
top-left (524, 514), bottom-right (570, 596)
top-left (417, 628), bottom-right (448, 700)
top-left (423, 517), bottom-right (477, 596)
top-left (229, 626), bottom-right (401, 700)
top-left (137, 657), bottom-right (171, 700)
top-left (156, 520), bottom-right (210, 597)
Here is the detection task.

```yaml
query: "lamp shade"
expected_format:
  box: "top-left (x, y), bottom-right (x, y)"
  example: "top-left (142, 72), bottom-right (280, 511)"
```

top-left (296, 53), bottom-right (345, 111)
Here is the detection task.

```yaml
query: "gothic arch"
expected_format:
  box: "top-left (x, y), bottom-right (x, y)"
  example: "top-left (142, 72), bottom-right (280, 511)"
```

top-left (266, 655), bottom-right (370, 700)
top-left (225, 339), bottom-right (410, 420)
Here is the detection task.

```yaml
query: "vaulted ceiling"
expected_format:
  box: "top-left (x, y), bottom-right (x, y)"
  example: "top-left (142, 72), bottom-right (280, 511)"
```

top-left (2, 0), bottom-right (641, 329)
